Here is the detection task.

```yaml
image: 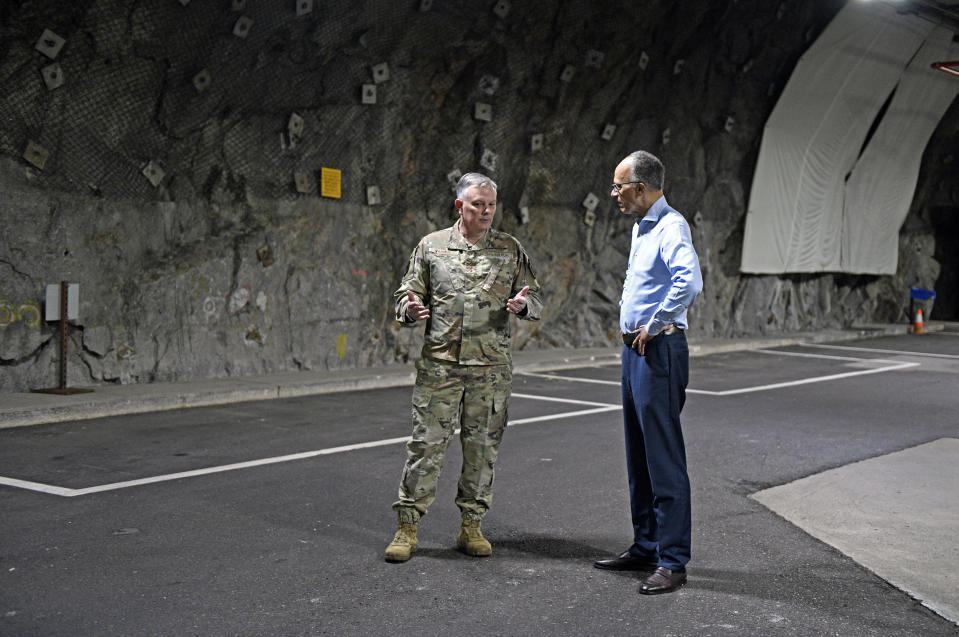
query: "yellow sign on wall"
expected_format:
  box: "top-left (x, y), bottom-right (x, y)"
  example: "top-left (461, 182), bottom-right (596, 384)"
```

top-left (321, 167), bottom-right (341, 199)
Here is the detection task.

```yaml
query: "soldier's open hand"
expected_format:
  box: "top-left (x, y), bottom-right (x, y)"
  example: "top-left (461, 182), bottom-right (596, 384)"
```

top-left (406, 290), bottom-right (430, 321)
top-left (506, 286), bottom-right (530, 314)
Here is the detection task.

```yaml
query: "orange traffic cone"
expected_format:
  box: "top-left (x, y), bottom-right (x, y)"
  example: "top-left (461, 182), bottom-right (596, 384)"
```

top-left (912, 308), bottom-right (925, 335)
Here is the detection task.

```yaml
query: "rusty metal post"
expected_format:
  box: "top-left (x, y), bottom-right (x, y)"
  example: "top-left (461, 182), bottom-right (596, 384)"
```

top-left (57, 280), bottom-right (68, 390)
top-left (31, 281), bottom-right (93, 395)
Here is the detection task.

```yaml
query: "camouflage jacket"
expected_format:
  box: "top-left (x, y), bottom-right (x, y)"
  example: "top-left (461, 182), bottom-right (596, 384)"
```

top-left (394, 222), bottom-right (542, 366)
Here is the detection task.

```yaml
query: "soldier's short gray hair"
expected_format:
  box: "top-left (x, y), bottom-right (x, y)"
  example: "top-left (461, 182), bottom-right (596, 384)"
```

top-left (627, 151), bottom-right (665, 191)
top-left (456, 172), bottom-right (498, 200)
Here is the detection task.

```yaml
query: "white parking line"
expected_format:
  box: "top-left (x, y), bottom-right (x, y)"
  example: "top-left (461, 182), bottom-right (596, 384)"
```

top-left (0, 394), bottom-right (620, 498)
top-left (801, 342), bottom-right (959, 359)
top-left (519, 371), bottom-right (620, 386)
top-left (519, 348), bottom-right (921, 396)
top-left (510, 392), bottom-right (615, 408)
top-left (753, 349), bottom-right (891, 362)
top-left (3, 343), bottom-right (932, 498)
top-left (693, 360), bottom-right (919, 396)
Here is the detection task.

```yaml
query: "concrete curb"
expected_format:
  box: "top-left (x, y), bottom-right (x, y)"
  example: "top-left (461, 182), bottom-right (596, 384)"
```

top-left (0, 322), bottom-right (935, 429)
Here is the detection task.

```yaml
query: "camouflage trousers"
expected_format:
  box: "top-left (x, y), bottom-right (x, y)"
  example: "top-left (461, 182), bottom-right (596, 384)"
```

top-left (393, 357), bottom-right (513, 523)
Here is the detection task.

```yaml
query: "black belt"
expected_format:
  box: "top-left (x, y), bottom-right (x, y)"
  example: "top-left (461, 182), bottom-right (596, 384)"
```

top-left (622, 326), bottom-right (683, 346)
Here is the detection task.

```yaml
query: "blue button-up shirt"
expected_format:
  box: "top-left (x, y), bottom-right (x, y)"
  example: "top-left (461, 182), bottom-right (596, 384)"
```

top-left (619, 196), bottom-right (703, 335)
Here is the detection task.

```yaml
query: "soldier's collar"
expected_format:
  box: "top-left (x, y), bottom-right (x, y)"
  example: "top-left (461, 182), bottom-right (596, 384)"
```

top-left (449, 222), bottom-right (492, 250)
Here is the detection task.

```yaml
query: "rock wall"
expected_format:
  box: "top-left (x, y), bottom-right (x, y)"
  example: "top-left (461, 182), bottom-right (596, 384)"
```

top-left (1, 0), bottom-right (956, 392)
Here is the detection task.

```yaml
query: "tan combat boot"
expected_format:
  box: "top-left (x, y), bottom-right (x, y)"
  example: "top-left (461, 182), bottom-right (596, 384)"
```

top-left (457, 519), bottom-right (492, 557)
top-left (384, 522), bottom-right (418, 563)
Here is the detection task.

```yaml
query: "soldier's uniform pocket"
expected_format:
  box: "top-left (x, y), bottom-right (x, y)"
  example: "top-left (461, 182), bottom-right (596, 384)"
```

top-left (412, 384), bottom-right (432, 410)
top-left (485, 257), bottom-right (514, 299)
top-left (484, 371), bottom-right (511, 442)
top-left (411, 382), bottom-right (453, 444)
top-left (492, 393), bottom-right (508, 414)
top-left (480, 258), bottom-right (505, 292)
top-left (488, 366), bottom-right (512, 411)
top-left (482, 334), bottom-right (511, 361)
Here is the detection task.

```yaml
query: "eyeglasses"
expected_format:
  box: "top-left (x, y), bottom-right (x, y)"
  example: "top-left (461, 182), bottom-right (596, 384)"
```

top-left (610, 181), bottom-right (643, 194)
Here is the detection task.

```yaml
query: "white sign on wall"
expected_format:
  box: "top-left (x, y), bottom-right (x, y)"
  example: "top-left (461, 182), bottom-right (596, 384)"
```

top-left (45, 284), bottom-right (79, 321)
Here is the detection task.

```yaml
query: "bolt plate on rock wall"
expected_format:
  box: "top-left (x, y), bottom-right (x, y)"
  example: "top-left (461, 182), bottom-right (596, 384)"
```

top-left (559, 65), bottom-right (575, 82)
top-left (294, 171), bottom-right (312, 193)
top-left (288, 112), bottom-right (305, 139)
top-left (480, 149), bottom-right (498, 172)
top-left (474, 102), bottom-right (493, 122)
top-left (367, 185), bottom-right (382, 205)
top-left (639, 51), bottom-right (650, 71)
top-left (601, 123), bottom-right (616, 140)
top-left (41, 63), bottom-right (64, 90)
top-left (233, 15), bottom-right (253, 38)
top-left (582, 192), bottom-right (599, 212)
top-left (371, 62), bottom-right (390, 84)
top-left (23, 140), bottom-right (49, 170)
top-left (530, 133), bottom-right (544, 152)
top-left (142, 160), bottom-right (165, 187)
top-left (192, 69), bottom-right (212, 92)
top-left (35, 29), bottom-right (65, 59)
top-left (492, 0), bottom-right (511, 19)
top-left (296, 0), bottom-right (313, 15)
top-left (361, 84), bottom-right (377, 104)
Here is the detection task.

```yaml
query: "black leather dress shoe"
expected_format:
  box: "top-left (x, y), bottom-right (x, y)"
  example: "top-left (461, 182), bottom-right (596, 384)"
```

top-left (639, 566), bottom-right (687, 595)
top-left (594, 550), bottom-right (658, 571)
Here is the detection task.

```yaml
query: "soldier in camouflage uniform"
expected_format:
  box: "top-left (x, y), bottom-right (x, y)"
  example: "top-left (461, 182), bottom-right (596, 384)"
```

top-left (385, 172), bottom-right (543, 563)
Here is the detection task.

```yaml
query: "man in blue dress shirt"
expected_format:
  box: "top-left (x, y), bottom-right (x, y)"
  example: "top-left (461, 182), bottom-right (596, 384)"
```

top-left (594, 150), bottom-right (703, 595)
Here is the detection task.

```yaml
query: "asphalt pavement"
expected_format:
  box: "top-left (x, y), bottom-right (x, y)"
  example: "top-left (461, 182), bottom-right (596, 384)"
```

top-left (1, 322), bottom-right (957, 636)
top-left (0, 323), bottom-right (924, 429)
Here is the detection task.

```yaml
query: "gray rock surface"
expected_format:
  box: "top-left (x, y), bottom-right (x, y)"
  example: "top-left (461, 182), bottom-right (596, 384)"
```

top-left (1, 0), bottom-right (955, 391)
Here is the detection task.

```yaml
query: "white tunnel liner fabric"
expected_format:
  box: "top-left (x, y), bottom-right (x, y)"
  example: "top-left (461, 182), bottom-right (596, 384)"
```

top-left (741, 2), bottom-right (956, 274)
top-left (842, 27), bottom-right (959, 274)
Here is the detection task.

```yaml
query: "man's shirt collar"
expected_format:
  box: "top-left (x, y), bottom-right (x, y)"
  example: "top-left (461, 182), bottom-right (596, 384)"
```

top-left (636, 196), bottom-right (668, 231)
